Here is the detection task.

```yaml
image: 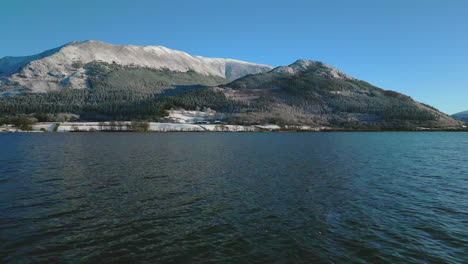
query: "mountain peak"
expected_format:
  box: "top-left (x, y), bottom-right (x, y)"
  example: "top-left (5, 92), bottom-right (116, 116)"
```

top-left (272, 59), bottom-right (355, 80)
top-left (63, 40), bottom-right (102, 47)
top-left (291, 58), bottom-right (314, 65)
top-left (289, 59), bottom-right (317, 69)
top-left (0, 41), bottom-right (273, 93)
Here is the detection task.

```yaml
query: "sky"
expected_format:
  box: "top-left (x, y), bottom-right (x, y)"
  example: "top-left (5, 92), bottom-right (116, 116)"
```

top-left (1, 0), bottom-right (467, 114)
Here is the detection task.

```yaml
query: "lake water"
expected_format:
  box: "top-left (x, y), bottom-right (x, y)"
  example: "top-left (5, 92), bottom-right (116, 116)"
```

top-left (0, 132), bottom-right (467, 263)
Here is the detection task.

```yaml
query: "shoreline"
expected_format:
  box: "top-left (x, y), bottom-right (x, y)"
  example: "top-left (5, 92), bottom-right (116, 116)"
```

top-left (1, 121), bottom-right (466, 133)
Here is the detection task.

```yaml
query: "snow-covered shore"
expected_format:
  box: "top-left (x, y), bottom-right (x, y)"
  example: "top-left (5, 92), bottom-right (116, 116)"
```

top-left (1, 122), bottom-right (331, 132)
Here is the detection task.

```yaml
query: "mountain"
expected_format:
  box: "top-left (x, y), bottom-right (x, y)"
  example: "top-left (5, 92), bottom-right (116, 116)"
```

top-left (0, 40), bottom-right (272, 95)
top-left (0, 43), bottom-right (462, 129)
top-left (199, 59), bottom-right (459, 129)
top-left (452, 110), bottom-right (468, 121)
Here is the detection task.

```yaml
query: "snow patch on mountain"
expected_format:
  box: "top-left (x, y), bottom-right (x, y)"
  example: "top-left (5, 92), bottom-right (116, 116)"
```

top-left (0, 40), bottom-right (273, 93)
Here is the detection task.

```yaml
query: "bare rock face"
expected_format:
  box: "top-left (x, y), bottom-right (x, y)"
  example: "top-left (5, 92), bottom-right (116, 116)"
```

top-left (0, 40), bottom-right (273, 94)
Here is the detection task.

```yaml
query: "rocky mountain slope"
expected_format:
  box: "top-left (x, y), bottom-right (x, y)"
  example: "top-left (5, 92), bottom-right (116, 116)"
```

top-left (0, 40), bottom-right (272, 95)
top-left (452, 110), bottom-right (468, 121)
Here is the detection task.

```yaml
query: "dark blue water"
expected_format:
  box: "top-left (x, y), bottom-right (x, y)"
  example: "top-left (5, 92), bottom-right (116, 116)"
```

top-left (0, 133), bottom-right (467, 263)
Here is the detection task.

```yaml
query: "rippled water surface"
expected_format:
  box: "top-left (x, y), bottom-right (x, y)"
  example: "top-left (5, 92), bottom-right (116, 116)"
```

top-left (0, 132), bottom-right (467, 263)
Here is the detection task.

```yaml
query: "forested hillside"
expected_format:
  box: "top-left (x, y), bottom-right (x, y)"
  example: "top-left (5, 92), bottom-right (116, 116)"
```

top-left (0, 59), bottom-right (462, 129)
top-left (211, 60), bottom-right (460, 129)
top-left (0, 62), bottom-right (230, 120)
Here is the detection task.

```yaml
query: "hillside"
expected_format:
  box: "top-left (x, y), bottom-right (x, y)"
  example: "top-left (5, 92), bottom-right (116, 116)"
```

top-left (0, 40), bottom-right (272, 95)
top-left (0, 43), bottom-right (462, 129)
top-left (0, 61), bottom-right (233, 120)
top-left (165, 60), bottom-right (460, 129)
top-left (452, 111), bottom-right (468, 122)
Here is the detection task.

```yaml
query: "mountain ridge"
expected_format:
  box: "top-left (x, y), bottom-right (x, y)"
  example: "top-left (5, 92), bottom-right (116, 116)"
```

top-left (0, 40), bottom-right (273, 94)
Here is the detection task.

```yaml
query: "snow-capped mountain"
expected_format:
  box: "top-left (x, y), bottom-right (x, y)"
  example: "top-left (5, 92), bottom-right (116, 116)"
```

top-left (0, 40), bottom-right (272, 93)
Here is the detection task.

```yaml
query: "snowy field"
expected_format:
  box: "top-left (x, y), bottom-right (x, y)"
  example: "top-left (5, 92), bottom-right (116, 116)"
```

top-left (164, 109), bottom-right (218, 124)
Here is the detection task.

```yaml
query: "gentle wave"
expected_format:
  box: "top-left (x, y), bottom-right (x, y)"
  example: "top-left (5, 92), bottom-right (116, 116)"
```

top-left (0, 132), bottom-right (467, 263)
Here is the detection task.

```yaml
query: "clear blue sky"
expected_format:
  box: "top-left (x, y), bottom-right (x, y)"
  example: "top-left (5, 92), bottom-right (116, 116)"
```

top-left (1, 0), bottom-right (467, 114)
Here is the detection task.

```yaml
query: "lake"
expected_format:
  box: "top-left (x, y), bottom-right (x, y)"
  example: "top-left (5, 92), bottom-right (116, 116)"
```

top-left (0, 132), bottom-right (467, 263)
